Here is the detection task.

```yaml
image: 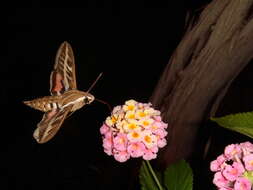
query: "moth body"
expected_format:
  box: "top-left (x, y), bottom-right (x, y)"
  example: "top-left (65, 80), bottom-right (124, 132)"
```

top-left (24, 89), bottom-right (94, 113)
top-left (60, 90), bottom-right (95, 112)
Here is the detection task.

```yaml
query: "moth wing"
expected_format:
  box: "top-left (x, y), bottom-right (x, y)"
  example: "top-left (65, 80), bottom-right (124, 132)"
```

top-left (33, 106), bottom-right (73, 143)
top-left (50, 41), bottom-right (77, 96)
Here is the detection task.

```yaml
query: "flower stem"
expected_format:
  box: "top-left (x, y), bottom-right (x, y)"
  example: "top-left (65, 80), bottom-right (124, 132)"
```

top-left (145, 160), bottom-right (163, 190)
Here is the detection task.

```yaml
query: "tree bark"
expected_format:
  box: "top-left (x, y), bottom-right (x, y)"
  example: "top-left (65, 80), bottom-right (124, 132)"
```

top-left (150, 0), bottom-right (253, 169)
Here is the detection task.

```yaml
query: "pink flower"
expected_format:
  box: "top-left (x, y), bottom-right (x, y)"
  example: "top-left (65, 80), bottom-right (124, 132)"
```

top-left (157, 138), bottom-right (167, 148)
top-left (222, 162), bottom-right (245, 181)
top-left (219, 188), bottom-right (233, 190)
top-left (213, 172), bottom-right (230, 188)
top-left (243, 154), bottom-right (253, 171)
top-left (127, 142), bottom-right (145, 157)
top-left (103, 137), bottom-right (112, 150)
top-left (149, 146), bottom-right (159, 153)
top-left (217, 155), bottom-right (227, 163)
top-left (211, 160), bottom-right (221, 172)
top-left (150, 121), bottom-right (162, 131)
top-left (100, 99), bottom-right (168, 162)
top-left (161, 122), bottom-right (168, 128)
top-left (154, 116), bottom-right (162, 121)
top-left (240, 142), bottom-right (253, 154)
top-left (210, 142), bottom-right (253, 190)
top-left (100, 124), bottom-right (109, 134)
top-left (153, 128), bottom-right (168, 139)
top-left (104, 131), bottom-right (112, 139)
top-left (234, 177), bottom-right (252, 190)
top-left (114, 151), bottom-right (130, 162)
top-left (224, 144), bottom-right (242, 159)
top-left (104, 148), bottom-right (112, 156)
top-left (113, 133), bottom-right (127, 151)
top-left (103, 134), bottom-right (113, 156)
top-left (143, 148), bottom-right (157, 160)
top-left (210, 155), bottom-right (226, 172)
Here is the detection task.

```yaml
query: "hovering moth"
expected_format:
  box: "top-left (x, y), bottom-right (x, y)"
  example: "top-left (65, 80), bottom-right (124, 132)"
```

top-left (24, 41), bottom-right (102, 144)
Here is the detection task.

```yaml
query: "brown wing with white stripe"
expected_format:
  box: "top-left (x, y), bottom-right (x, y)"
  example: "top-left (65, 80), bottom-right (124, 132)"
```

top-left (50, 41), bottom-right (77, 96)
top-left (33, 105), bottom-right (73, 143)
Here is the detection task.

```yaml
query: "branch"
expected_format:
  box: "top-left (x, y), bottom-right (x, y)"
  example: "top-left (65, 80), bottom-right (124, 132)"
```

top-left (150, 0), bottom-right (253, 168)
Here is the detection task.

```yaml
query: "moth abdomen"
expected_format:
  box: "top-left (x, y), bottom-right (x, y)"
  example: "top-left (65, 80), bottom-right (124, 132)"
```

top-left (23, 96), bottom-right (61, 112)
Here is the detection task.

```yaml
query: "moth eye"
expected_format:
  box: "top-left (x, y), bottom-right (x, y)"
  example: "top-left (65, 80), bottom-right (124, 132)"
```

top-left (84, 96), bottom-right (93, 104)
top-left (84, 97), bottom-right (89, 104)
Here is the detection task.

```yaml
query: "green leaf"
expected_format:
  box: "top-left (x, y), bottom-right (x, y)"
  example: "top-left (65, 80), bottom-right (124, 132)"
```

top-left (211, 111), bottom-right (253, 138)
top-left (243, 171), bottom-right (253, 184)
top-left (164, 159), bottom-right (193, 190)
top-left (139, 161), bottom-right (160, 190)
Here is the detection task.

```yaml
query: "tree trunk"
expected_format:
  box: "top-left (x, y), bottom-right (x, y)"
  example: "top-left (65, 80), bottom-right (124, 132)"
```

top-left (150, 0), bottom-right (253, 169)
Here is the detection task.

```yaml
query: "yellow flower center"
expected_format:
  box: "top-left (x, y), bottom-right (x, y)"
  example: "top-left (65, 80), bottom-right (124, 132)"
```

top-left (128, 114), bottom-right (135, 119)
top-left (111, 116), bottom-right (117, 123)
top-left (129, 123), bottom-right (137, 130)
top-left (250, 160), bottom-right (253, 166)
top-left (132, 132), bottom-right (140, 138)
top-left (143, 121), bottom-right (150, 126)
top-left (144, 135), bottom-right (152, 143)
top-left (138, 112), bottom-right (146, 117)
top-left (128, 105), bottom-right (134, 111)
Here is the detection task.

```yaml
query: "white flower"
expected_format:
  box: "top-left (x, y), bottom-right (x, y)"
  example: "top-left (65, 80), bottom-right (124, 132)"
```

top-left (123, 120), bottom-right (141, 132)
top-left (139, 118), bottom-right (154, 128)
top-left (123, 99), bottom-right (137, 111)
top-left (142, 131), bottom-right (157, 148)
top-left (125, 110), bottom-right (136, 120)
top-left (127, 131), bottom-right (143, 142)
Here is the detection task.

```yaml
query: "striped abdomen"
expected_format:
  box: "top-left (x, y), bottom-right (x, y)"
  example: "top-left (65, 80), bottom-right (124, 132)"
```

top-left (23, 96), bottom-right (62, 112)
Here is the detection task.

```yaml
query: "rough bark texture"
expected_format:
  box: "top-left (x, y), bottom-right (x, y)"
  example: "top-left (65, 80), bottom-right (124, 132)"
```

top-left (150, 0), bottom-right (253, 169)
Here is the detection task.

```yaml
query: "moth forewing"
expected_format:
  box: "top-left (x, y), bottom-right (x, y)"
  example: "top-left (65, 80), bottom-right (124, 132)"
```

top-left (34, 106), bottom-right (72, 143)
top-left (50, 41), bottom-right (77, 96)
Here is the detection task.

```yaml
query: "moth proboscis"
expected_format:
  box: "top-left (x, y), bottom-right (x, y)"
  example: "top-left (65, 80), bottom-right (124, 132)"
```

top-left (23, 41), bottom-right (104, 144)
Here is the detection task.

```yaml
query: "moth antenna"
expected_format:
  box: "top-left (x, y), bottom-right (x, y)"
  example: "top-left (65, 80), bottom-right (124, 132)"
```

top-left (95, 98), bottom-right (112, 112)
top-left (87, 72), bottom-right (103, 93)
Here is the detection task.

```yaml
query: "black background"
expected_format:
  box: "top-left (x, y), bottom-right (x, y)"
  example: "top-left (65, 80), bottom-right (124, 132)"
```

top-left (6, 2), bottom-right (253, 190)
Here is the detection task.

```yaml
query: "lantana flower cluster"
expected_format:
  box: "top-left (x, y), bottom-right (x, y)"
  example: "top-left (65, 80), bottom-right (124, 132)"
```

top-left (100, 99), bottom-right (168, 162)
top-left (210, 141), bottom-right (253, 190)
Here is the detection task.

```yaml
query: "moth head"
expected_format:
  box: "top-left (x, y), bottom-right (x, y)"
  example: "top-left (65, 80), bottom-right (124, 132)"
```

top-left (83, 94), bottom-right (95, 104)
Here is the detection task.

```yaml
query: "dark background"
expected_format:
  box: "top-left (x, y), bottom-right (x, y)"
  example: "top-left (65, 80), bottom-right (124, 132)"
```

top-left (6, 2), bottom-right (253, 190)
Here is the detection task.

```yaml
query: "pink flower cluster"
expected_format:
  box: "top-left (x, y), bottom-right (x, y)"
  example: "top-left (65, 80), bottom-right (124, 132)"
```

top-left (100, 99), bottom-right (168, 162)
top-left (210, 142), bottom-right (253, 190)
